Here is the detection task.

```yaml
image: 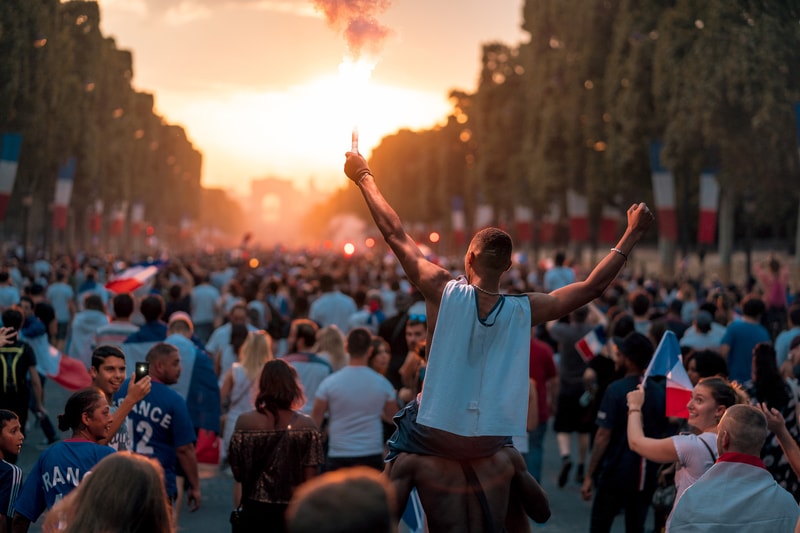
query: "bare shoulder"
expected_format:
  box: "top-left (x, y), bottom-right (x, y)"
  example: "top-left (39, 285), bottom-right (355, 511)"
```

top-left (233, 410), bottom-right (266, 430)
top-left (291, 412), bottom-right (319, 430)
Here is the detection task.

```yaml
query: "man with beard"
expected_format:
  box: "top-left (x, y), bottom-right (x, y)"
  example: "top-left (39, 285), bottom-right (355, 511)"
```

top-left (281, 319), bottom-right (331, 415)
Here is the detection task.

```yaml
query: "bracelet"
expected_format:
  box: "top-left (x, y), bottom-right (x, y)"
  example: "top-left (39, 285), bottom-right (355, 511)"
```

top-left (628, 409), bottom-right (641, 414)
top-left (610, 247), bottom-right (627, 261)
top-left (358, 172), bottom-right (371, 185)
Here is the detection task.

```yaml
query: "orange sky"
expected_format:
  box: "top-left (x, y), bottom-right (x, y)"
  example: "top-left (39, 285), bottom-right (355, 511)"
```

top-left (97, 0), bottom-right (526, 195)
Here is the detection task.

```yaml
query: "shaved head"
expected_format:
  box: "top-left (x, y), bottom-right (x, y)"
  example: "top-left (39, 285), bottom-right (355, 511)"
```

top-left (468, 228), bottom-right (512, 272)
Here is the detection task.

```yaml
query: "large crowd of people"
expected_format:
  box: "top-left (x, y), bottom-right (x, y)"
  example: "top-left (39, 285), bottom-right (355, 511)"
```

top-left (0, 195), bottom-right (797, 531)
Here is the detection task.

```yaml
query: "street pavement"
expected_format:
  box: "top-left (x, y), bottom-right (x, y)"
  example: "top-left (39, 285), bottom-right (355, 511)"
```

top-left (20, 377), bottom-right (649, 532)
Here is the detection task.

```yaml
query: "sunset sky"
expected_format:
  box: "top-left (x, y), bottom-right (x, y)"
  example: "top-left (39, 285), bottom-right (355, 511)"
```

top-left (96, 0), bottom-right (526, 194)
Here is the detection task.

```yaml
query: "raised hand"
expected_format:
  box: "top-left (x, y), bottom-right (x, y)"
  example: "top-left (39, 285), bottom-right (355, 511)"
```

top-left (344, 151), bottom-right (371, 183)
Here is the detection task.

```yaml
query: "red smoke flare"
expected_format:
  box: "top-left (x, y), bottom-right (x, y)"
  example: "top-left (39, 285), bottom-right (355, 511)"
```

top-left (312, 0), bottom-right (391, 59)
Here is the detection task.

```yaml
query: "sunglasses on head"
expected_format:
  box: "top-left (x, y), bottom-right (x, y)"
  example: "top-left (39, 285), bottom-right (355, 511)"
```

top-left (408, 314), bottom-right (427, 323)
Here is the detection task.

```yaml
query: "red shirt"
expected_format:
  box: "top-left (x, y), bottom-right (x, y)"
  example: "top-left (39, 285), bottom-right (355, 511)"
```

top-left (529, 338), bottom-right (557, 423)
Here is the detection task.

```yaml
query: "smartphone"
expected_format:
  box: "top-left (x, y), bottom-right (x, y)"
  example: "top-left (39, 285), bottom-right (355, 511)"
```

top-left (134, 362), bottom-right (149, 382)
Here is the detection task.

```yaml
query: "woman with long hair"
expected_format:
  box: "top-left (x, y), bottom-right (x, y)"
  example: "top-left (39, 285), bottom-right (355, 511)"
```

top-left (12, 388), bottom-right (115, 529)
top-left (43, 452), bottom-right (172, 533)
top-left (315, 326), bottom-right (348, 372)
top-left (746, 342), bottom-right (800, 499)
top-left (221, 330), bottom-right (273, 467)
top-left (626, 377), bottom-right (743, 524)
top-left (228, 359), bottom-right (323, 533)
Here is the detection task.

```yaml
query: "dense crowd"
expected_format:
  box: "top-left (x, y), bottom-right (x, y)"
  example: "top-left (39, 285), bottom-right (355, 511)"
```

top-left (0, 242), bottom-right (796, 532)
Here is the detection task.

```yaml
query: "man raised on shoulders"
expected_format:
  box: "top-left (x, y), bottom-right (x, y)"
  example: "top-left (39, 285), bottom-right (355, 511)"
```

top-left (344, 151), bottom-right (653, 527)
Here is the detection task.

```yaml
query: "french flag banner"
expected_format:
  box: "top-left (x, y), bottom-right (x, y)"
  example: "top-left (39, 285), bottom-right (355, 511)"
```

top-left (475, 203), bottom-right (494, 230)
top-left (567, 189), bottom-right (589, 242)
top-left (52, 157), bottom-right (76, 230)
top-left (599, 205), bottom-right (621, 244)
top-left (0, 132), bottom-right (23, 222)
top-left (105, 261), bottom-right (165, 294)
top-left (514, 205), bottom-right (533, 243)
top-left (649, 143), bottom-right (678, 241)
top-left (643, 330), bottom-right (693, 418)
top-left (697, 173), bottom-right (719, 244)
top-left (130, 202), bottom-right (145, 236)
top-left (575, 325), bottom-right (606, 363)
top-left (540, 201), bottom-right (560, 244)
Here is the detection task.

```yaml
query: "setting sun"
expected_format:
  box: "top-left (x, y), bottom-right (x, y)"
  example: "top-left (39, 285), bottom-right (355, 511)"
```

top-left (154, 71), bottom-right (450, 193)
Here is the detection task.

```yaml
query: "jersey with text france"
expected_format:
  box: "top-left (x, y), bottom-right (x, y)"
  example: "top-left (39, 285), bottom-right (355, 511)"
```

top-left (114, 380), bottom-right (195, 497)
top-left (13, 441), bottom-right (114, 521)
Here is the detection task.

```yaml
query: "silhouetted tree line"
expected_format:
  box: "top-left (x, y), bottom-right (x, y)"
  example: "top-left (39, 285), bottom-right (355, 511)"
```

top-left (307, 1), bottom-right (800, 278)
top-left (0, 0), bottom-right (244, 256)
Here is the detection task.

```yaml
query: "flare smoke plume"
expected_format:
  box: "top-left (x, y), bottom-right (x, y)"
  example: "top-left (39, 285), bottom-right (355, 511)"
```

top-left (311, 0), bottom-right (392, 60)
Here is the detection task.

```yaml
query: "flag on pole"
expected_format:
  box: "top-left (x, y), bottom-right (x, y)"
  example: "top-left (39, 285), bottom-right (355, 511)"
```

top-left (0, 133), bottom-right (23, 221)
top-left (643, 330), bottom-right (693, 418)
top-left (475, 203), bottom-right (494, 229)
top-left (540, 201), bottom-right (560, 243)
top-left (130, 202), bottom-right (145, 236)
top-left (599, 205), bottom-right (621, 244)
top-left (575, 325), bottom-right (606, 362)
top-left (52, 157), bottom-right (76, 230)
top-left (515, 205), bottom-right (533, 243)
top-left (105, 261), bottom-right (165, 294)
top-left (697, 173), bottom-right (719, 245)
top-left (567, 189), bottom-right (589, 242)
top-left (649, 142), bottom-right (678, 241)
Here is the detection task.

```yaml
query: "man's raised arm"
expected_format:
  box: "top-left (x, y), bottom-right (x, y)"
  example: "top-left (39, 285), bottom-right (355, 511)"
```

top-left (529, 202), bottom-right (654, 324)
top-left (344, 152), bottom-right (450, 301)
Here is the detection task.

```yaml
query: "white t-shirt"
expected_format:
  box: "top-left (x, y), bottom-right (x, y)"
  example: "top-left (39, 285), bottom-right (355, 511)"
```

top-left (315, 366), bottom-right (395, 457)
top-left (672, 431), bottom-right (718, 508)
top-left (418, 278), bottom-right (531, 437)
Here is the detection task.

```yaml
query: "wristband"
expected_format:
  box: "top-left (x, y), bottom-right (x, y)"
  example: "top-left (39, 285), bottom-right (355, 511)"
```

top-left (610, 247), bottom-right (627, 261)
top-left (358, 172), bottom-right (371, 186)
top-left (628, 409), bottom-right (641, 414)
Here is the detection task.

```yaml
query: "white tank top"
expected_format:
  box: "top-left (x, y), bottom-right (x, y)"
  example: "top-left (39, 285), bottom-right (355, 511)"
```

top-left (417, 277), bottom-right (531, 436)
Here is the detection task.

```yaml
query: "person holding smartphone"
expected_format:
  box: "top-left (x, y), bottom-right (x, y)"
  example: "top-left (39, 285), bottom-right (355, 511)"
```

top-left (90, 345), bottom-right (151, 451)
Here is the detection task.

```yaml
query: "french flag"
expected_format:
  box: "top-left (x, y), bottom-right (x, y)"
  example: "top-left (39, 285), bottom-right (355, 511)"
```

top-left (643, 330), bottom-right (693, 418)
top-left (105, 261), bottom-right (165, 294)
top-left (575, 325), bottom-right (606, 362)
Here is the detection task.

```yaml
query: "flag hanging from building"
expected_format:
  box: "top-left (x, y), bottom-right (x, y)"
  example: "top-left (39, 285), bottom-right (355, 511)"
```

top-left (90, 199), bottom-right (104, 235)
top-left (0, 133), bottom-right (23, 222)
top-left (52, 157), bottom-right (76, 230)
top-left (110, 202), bottom-right (127, 237)
top-left (643, 330), bottom-right (692, 418)
top-left (475, 203), bottom-right (494, 230)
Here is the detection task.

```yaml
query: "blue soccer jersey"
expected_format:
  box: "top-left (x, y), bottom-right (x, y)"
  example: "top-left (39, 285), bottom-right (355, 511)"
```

top-left (13, 440), bottom-right (114, 522)
top-left (114, 379), bottom-right (196, 497)
top-left (0, 459), bottom-right (22, 525)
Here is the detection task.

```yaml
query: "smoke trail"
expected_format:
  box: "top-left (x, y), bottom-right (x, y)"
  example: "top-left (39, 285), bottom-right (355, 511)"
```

top-left (311, 0), bottom-right (392, 60)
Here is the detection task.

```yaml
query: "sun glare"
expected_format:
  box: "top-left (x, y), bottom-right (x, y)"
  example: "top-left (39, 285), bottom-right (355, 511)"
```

top-left (156, 72), bottom-right (451, 193)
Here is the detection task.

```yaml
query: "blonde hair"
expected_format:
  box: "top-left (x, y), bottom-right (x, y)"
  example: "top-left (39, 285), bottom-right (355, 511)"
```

top-left (316, 326), bottom-right (348, 372)
top-left (240, 330), bottom-right (273, 382)
top-left (47, 452), bottom-right (173, 533)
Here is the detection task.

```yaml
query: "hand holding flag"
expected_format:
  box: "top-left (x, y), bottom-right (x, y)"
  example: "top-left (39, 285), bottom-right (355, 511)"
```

top-left (642, 330), bottom-right (693, 418)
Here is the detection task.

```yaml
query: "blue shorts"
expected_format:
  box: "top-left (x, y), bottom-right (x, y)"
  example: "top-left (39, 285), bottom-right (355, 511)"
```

top-left (385, 398), bottom-right (511, 462)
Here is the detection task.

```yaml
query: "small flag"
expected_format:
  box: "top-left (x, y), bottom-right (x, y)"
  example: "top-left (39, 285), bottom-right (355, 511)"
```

top-left (643, 330), bottom-right (693, 418)
top-left (401, 488), bottom-right (426, 533)
top-left (575, 325), bottom-right (606, 362)
top-left (105, 261), bottom-right (165, 294)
